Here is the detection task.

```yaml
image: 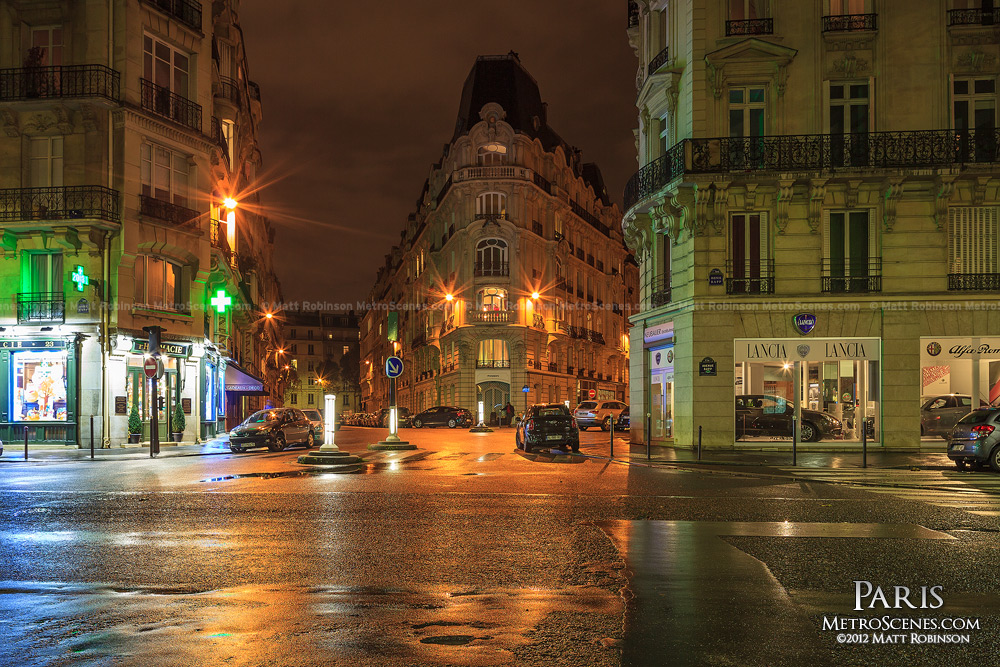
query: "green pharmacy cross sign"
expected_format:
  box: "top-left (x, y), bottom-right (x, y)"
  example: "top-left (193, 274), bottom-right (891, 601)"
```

top-left (71, 265), bottom-right (89, 292)
top-left (211, 289), bottom-right (232, 313)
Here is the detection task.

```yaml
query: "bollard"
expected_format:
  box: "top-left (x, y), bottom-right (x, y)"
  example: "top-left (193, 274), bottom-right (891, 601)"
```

top-left (610, 417), bottom-right (614, 458)
top-left (90, 416), bottom-right (95, 460)
top-left (792, 417), bottom-right (797, 467)
top-left (646, 414), bottom-right (651, 460)
top-left (698, 425), bottom-right (702, 461)
top-left (862, 422), bottom-right (867, 469)
top-left (24, 425), bottom-right (28, 460)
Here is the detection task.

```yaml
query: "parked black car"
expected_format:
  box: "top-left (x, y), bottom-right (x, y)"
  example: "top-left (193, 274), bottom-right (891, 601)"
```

top-left (229, 408), bottom-right (315, 453)
top-left (516, 403), bottom-right (580, 453)
top-left (615, 407), bottom-right (630, 431)
top-left (735, 395), bottom-right (843, 442)
top-left (411, 406), bottom-right (474, 429)
top-left (380, 406), bottom-right (412, 428)
top-left (947, 407), bottom-right (1000, 471)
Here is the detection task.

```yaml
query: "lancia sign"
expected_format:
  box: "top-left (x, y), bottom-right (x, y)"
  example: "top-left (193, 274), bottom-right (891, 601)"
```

top-left (793, 313), bottom-right (816, 335)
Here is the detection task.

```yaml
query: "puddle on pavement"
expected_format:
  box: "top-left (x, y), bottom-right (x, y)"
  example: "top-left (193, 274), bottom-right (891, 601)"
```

top-left (200, 466), bottom-right (364, 482)
top-left (419, 635), bottom-right (477, 645)
top-left (516, 450), bottom-right (588, 464)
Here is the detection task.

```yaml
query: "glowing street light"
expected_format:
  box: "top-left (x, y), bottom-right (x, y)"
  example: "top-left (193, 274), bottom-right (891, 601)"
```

top-left (531, 291), bottom-right (540, 300)
top-left (223, 197), bottom-right (238, 210)
top-left (445, 293), bottom-right (454, 301)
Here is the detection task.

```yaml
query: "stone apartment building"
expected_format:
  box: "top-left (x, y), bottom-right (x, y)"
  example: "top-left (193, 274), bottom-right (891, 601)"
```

top-left (0, 0), bottom-right (283, 446)
top-left (282, 310), bottom-right (360, 418)
top-left (360, 54), bottom-right (639, 423)
top-left (624, 0), bottom-right (1000, 449)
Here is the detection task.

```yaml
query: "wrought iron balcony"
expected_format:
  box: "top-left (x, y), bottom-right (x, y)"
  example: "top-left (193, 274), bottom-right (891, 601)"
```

top-left (533, 171), bottom-right (551, 192)
top-left (650, 275), bottom-right (671, 308)
top-left (475, 360), bottom-right (510, 368)
top-left (821, 258), bottom-right (882, 293)
top-left (140, 78), bottom-right (202, 132)
top-left (726, 18), bottom-right (774, 36)
top-left (628, 0), bottom-right (639, 29)
top-left (139, 194), bottom-right (199, 227)
top-left (533, 313), bottom-right (545, 329)
top-left (725, 259), bottom-right (775, 295)
top-left (216, 76), bottom-right (242, 108)
top-left (211, 116), bottom-right (230, 166)
top-left (949, 7), bottom-right (1000, 26)
top-left (949, 273), bottom-right (1000, 291)
top-left (147, 0), bottom-right (202, 31)
top-left (570, 200), bottom-right (611, 237)
top-left (624, 129), bottom-right (1000, 212)
top-left (821, 13), bottom-right (877, 32)
top-left (0, 186), bottom-right (120, 224)
top-left (17, 292), bottom-right (65, 324)
top-left (474, 261), bottom-right (509, 277)
top-left (467, 308), bottom-right (512, 324)
top-left (0, 64), bottom-right (120, 102)
top-left (647, 47), bottom-right (670, 76)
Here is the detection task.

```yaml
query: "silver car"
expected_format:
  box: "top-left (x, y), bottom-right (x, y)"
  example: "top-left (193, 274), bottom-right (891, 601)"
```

top-left (921, 394), bottom-right (974, 437)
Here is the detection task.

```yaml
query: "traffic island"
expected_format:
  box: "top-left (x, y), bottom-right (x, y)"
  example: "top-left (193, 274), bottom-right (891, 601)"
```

top-left (368, 440), bottom-right (416, 451)
top-left (297, 449), bottom-right (363, 467)
top-left (469, 425), bottom-right (494, 433)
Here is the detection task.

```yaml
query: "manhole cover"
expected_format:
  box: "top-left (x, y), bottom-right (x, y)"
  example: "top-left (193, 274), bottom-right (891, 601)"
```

top-left (419, 635), bottom-right (475, 646)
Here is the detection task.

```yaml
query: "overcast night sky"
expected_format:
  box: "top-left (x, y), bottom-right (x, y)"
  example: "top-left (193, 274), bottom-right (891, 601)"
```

top-left (239, 1), bottom-right (638, 308)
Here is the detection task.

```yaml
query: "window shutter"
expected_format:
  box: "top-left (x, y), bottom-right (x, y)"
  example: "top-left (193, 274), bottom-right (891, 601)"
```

top-left (822, 80), bottom-right (831, 134)
top-left (759, 211), bottom-right (769, 261)
top-left (868, 75), bottom-right (876, 132)
top-left (822, 210), bottom-right (831, 276)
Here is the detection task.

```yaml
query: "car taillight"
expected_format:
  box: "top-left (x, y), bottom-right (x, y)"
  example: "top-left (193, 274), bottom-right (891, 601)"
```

top-left (524, 419), bottom-right (535, 433)
top-left (972, 424), bottom-right (995, 438)
top-left (571, 417), bottom-right (578, 429)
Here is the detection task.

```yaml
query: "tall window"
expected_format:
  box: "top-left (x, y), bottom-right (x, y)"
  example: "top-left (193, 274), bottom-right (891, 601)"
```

top-left (143, 35), bottom-right (190, 98)
top-left (134, 255), bottom-right (184, 311)
top-left (477, 287), bottom-right (508, 311)
top-left (30, 26), bottom-right (63, 66)
top-left (728, 213), bottom-right (770, 294)
top-left (830, 81), bottom-right (870, 166)
top-left (476, 238), bottom-right (508, 275)
top-left (221, 119), bottom-right (236, 166)
top-left (949, 207), bottom-right (998, 276)
top-left (477, 339), bottom-right (509, 365)
top-left (25, 251), bottom-right (63, 294)
top-left (29, 137), bottom-right (63, 188)
top-left (477, 143), bottom-right (507, 165)
top-left (141, 143), bottom-right (189, 206)
top-left (829, 0), bottom-right (867, 14)
top-left (729, 86), bottom-right (765, 167)
top-left (729, 0), bottom-right (768, 19)
top-left (954, 77), bottom-right (997, 161)
top-left (823, 211), bottom-right (878, 293)
top-left (476, 192), bottom-right (507, 219)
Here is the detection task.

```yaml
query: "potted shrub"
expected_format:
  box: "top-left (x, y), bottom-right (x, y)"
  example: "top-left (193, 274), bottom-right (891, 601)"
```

top-left (127, 406), bottom-right (142, 444)
top-left (171, 403), bottom-right (185, 443)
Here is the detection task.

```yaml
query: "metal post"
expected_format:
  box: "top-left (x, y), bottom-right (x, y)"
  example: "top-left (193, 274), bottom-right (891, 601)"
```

top-left (646, 414), bottom-right (651, 460)
top-left (610, 416), bottom-right (614, 458)
top-left (792, 416), bottom-right (797, 467)
top-left (24, 426), bottom-right (28, 460)
top-left (698, 425), bottom-right (702, 461)
top-left (150, 377), bottom-right (159, 458)
top-left (862, 421), bottom-right (867, 469)
top-left (90, 415), bottom-right (94, 460)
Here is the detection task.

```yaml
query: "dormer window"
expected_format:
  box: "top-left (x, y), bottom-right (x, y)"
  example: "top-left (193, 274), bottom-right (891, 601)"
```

top-left (477, 143), bottom-right (508, 166)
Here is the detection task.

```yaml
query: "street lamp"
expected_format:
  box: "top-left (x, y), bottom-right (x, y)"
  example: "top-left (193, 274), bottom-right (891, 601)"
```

top-left (445, 293), bottom-right (454, 301)
top-left (531, 291), bottom-right (540, 300)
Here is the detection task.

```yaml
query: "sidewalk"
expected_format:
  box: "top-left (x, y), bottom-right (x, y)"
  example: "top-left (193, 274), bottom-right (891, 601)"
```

top-left (0, 435), bottom-right (233, 462)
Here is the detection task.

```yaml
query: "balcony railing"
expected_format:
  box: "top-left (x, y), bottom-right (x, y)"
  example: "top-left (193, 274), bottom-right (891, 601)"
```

top-left (0, 186), bottom-right (120, 223)
top-left (533, 171), bottom-right (551, 192)
top-left (650, 275), bottom-right (671, 307)
top-left (476, 360), bottom-right (510, 368)
top-left (474, 261), bottom-right (509, 277)
top-left (139, 194), bottom-right (199, 227)
top-left (0, 64), bottom-right (120, 102)
top-left (17, 292), bottom-right (65, 324)
top-left (948, 273), bottom-right (1000, 291)
top-left (467, 308), bottom-right (512, 324)
top-left (140, 78), bottom-right (201, 132)
top-left (725, 259), bottom-right (775, 295)
top-left (533, 313), bottom-right (546, 329)
top-left (211, 116), bottom-right (230, 166)
top-left (647, 46), bottom-right (670, 76)
top-left (147, 0), bottom-right (202, 31)
top-left (216, 76), bottom-right (242, 108)
top-left (821, 258), bottom-right (882, 293)
top-left (570, 200), bottom-right (611, 237)
top-left (949, 8), bottom-right (1000, 26)
top-left (628, 0), bottom-right (639, 28)
top-left (624, 129), bottom-right (1000, 211)
top-left (566, 325), bottom-right (606, 345)
top-left (726, 18), bottom-right (774, 36)
top-left (821, 13), bottom-right (877, 32)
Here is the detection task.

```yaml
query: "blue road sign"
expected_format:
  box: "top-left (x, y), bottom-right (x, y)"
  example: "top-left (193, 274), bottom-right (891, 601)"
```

top-left (385, 356), bottom-right (404, 378)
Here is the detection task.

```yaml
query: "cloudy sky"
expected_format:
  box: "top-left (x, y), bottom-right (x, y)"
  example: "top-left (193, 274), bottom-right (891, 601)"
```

top-left (239, 1), bottom-right (638, 307)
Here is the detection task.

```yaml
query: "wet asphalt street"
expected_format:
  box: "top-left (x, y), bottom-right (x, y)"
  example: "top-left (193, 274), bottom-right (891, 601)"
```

top-left (1, 426), bottom-right (999, 666)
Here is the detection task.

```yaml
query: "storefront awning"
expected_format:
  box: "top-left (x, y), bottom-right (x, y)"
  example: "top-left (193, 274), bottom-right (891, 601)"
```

top-left (225, 360), bottom-right (269, 395)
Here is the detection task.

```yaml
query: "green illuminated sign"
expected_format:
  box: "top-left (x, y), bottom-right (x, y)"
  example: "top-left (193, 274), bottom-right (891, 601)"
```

top-left (211, 289), bottom-right (232, 313)
top-left (71, 265), bottom-right (89, 292)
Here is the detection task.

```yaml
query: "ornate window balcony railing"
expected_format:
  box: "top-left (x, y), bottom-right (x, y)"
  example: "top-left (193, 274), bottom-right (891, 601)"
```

top-left (211, 116), bottom-right (230, 166)
top-left (821, 258), bottom-right (882, 293)
top-left (140, 78), bottom-right (201, 132)
top-left (0, 64), bottom-right (120, 102)
top-left (474, 261), bottom-right (509, 277)
top-left (0, 185), bottom-right (120, 224)
top-left (17, 292), bottom-right (65, 324)
top-left (647, 46), bottom-right (670, 76)
top-left (147, 0), bottom-right (202, 31)
top-left (821, 13), bottom-right (877, 32)
top-left (948, 273), bottom-right (1000, 291)
top-left (725, 18), bottom-right (774, 36)
top-left (466, 309), bottom-right (512, 324)
top-left (947, 8), bottom-right (1000, 26)
top-left (570, 200), bottom-right (611, 237)
top-left (650, 275), bottom-right (671, 307)
top-left (624, 129), bottom-right (1000, 211)
top-left (475, 360), bottom-right (510, 368)
top-left (216, 76), bottom-right (242, 108)
top-left (139, 194), bottom-right (199, 228)
top-left (725, 259), bottom-right (775, 295)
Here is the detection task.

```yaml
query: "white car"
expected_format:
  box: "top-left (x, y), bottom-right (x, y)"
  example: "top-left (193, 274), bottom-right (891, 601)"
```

top-left (574, 400), bottom-right (628, 431)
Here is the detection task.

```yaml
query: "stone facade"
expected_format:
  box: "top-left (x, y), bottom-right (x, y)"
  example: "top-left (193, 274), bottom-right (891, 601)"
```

top-left (282, 311), bottom-right (360, 418)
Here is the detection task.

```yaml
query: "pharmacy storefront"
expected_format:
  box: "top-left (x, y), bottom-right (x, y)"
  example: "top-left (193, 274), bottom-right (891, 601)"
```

top-left (645, 322), bottom-right (674, 441)
top-left (0, 338), bottom-right (78, 445)
top-left (734, 337), bottom-right (881, 444)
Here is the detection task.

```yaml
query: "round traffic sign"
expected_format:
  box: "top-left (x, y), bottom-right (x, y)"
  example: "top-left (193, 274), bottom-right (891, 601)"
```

top-left (143, 357), bottom-right (159, 379)
top-left (385, 356), bottom-right (404, 378)
top-left (588, 389), bottom-right (597, 399)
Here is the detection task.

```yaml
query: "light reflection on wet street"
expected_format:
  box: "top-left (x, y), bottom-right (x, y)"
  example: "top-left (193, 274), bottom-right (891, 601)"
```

top-left (1, 426), bottom-right (999, 665)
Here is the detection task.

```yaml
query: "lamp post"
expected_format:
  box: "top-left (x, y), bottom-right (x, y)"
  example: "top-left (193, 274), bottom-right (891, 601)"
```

top-left (297, 392), bottom-right (360, 467)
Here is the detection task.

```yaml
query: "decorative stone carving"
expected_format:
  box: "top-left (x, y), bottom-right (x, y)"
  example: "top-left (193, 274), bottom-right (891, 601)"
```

top-left (956, 49), bottom-right (997, 73)
top-left (775, 179), bottom-right (795, 235)
top-left (973, 176), bottom-right (991, 206)
top-left (706, 62), bottom-right (726, 99)
top-left (831, 52), bottom-right (870, 79)
top-left (845, 179), bottom-right (864, 209)
top-left (774, 64), bottom-right (789, 97)
top-left (712, 182), bottom-right (730, 235)
top-left (808, 179), bottom-right (828, 234)
top-left (881, 178), bottom-right (905, 232)
top-left (933, 175), bottom-right (956, 231)
top-left (0, 108), bottom-right (18, 137)
top-left (55, 106), bottom-right (73, 134)
top-left (743, 183), bottom-right (759, 211)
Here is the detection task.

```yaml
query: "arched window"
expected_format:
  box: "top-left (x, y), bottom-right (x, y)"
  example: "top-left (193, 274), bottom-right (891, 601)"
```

top-left (477, 339), bottom-right (509, 367)
top-left (477, 143), bottom-right (508, 165)
top-left (476, 287), bottom-right (508, 311)
top-left (475, 238), bottom-right (508, 276)
top-left (476, 192), bottom-right (507, 219)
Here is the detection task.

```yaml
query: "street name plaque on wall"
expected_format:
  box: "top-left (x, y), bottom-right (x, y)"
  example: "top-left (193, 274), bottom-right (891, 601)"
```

top-left (182, 398), bottom-right (192, 414)
top-left (114, 396), bottom-right (128, 414)
top-left (699, 357), bottom-right (717, 376)
top-left (708, 268), bottom-right (723, 286)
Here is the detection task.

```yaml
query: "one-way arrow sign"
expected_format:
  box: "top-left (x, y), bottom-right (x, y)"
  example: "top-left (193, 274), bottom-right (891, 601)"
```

top-left (385, 356), bottom-right (403, 378)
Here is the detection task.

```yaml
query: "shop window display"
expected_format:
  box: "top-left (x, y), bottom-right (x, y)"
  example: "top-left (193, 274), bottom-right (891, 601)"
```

top-left (12, 350), bottom-right (68, 422)
top-left (920, 337), bottom-right (1000, 440)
